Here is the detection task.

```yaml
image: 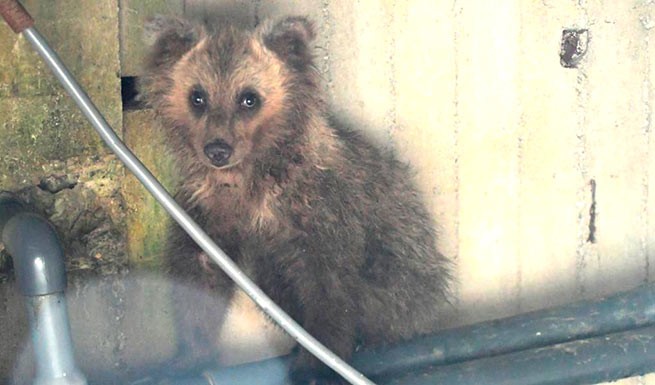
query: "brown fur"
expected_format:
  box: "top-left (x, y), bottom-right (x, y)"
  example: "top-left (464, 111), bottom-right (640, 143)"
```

top-left (142, 15), bottom-right (452, 384)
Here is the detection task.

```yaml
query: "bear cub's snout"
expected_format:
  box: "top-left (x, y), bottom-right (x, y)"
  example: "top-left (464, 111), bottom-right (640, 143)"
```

top-left (203, 139), bottom-right (233, 167)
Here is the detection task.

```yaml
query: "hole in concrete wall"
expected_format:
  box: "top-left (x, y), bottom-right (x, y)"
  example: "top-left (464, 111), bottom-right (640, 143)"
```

top-left (560, 29), bottom-right (589, 68)
top-left (121, 76), bottom-right (146, 111)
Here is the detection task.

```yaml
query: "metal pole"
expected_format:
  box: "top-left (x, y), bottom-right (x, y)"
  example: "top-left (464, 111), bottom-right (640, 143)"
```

top-left (0, 2), bottom-right (373, 384)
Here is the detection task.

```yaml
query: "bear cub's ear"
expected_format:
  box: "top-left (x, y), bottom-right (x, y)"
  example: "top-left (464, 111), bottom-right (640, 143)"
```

top-left (262, 16), bottom-right (315, 71)
top-left (143, 15), bottom-right (204, 70)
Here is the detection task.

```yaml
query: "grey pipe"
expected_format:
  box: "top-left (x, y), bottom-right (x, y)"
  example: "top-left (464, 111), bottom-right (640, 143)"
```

top-left (164, 326), bottom-right (655, 385)
top-left (384, 324), bottom-right (655, 385)
top-left (352, 282), bottom-right (655, 377)
top-left (162, 283), bottom-right (655, 384)
top-left (25, 294), bottom-right (87, 385)
top-left (15, 22), bottom-right (373, 385)
top-left (2, 210), bottom-right (66, 296)
top-left (0, 196), bottom-right (87, 385)
top-left (200, 325), bottom-right (655, 385)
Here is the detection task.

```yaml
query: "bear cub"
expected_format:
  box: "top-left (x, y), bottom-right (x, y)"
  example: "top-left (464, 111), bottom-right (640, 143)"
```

top-left (142, 15), bottom-right (452, 384)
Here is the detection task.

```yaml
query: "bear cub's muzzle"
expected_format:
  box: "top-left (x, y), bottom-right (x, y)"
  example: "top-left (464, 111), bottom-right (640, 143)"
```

top-left (203, 139), bottom-right (233, 167)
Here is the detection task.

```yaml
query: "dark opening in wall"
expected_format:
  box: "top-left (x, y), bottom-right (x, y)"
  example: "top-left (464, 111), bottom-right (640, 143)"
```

top-left (560, 29), bottom-right (589, 68)
top-left (121, 76), bottom-right (146, 111)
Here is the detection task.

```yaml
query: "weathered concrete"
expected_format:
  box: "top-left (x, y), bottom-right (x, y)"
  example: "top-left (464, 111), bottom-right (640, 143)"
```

top-left (122, 110), bottom-right (178, 268)
top-left (119, 0), bottom-right (184, 77)
top-left (0, 0), bottom-right (122, 189)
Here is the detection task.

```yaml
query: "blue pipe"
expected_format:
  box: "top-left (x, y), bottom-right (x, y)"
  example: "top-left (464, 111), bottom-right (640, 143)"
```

top-left (0, 194), bottom-right (87, 385)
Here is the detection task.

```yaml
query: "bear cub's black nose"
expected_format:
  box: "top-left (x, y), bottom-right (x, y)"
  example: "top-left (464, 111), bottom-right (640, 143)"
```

top-left (203, 139), bottom-right (233, 167)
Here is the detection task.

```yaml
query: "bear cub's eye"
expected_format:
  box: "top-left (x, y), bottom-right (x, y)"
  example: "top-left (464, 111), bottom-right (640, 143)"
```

top-left (189, 86), bottom-right (208, 113)
top-left (238, 90), bottom-right (260, 110)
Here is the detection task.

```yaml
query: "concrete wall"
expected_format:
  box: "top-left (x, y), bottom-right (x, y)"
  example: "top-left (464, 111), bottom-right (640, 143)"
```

top-left (248, 0), bottom-right (655, 329)
top-left (1, 0), bottom-right (655, 383)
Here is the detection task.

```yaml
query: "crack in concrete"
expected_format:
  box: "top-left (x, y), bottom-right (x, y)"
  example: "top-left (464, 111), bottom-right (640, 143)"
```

top-left (573, 0), bottom-right (592, 297)
top-left (587, 179), bottom-right (597, 244)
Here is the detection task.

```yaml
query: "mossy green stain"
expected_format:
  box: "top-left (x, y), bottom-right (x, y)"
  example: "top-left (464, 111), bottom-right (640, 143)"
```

top-left (0, 0), bottom-right (121, 191)
top-left (123, 111), bottom-right (179, 268)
